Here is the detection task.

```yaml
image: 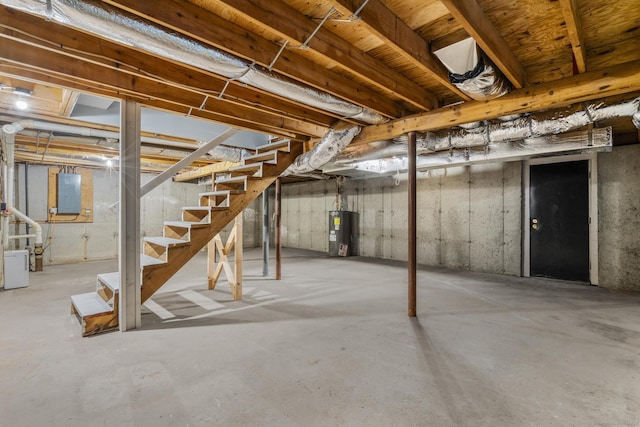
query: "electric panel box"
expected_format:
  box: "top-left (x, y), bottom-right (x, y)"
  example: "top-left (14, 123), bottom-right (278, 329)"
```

top-left (57, 173), bottom-right (81, 214)
top-left (328, 211), bottom-right (358, 257)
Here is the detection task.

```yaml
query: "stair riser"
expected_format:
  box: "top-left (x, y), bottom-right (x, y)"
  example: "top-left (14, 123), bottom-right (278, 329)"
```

top-left (183, 210), bottom-right (209, 223)
top-left (144, 241), bottom-right (167, 262)
top-left (199, 195), bottom-right (228, 208)
top-left (243, 153), bottom-right (277, 165)
top-left (164, 225), bottom-right (190, 241)
top-left (215, 182), bottom-right (246, 192)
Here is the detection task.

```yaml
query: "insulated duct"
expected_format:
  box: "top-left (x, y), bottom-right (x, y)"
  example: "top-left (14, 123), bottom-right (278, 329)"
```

top-left (284, 123), bottom-right (360, 175)
top-left (434, 38), bottom-right (509, 100)
top-left (326, 96), bottom-right (639, 172)
top-left (1, 0), bottom-right (386, 125)
top-left (10, 120), bottom-right (249, 162)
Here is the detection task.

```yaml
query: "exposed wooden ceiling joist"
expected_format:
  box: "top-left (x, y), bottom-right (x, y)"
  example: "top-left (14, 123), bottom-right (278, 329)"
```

top-left (202, 0), bottom-right (438, 110)
top-left (0, 6), bottom-right (336, 130)
top-left (559, 0), bottom-right (587, 73)
top-left (330, 0), bottom-right (470, 101)
top-left (0, 35), bottom-right (328, 139)
top-left (354, 59), bottom-right (640, 144)
top-left (100, 0), bottom-right (405, 118)
top-left (440, 0), bottom-right (527, 89)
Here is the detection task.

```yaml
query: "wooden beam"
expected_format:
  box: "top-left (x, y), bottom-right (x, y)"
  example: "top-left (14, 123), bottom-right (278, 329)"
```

top-left (331, 0), bottom-right (470, 101)
top-left (440, 0), bottom-right (526, 88)
top-left (208, 0), bottom-right (437, 110)
top-left (101, 0), bottom-right (403, 118)
top-left (0, 36), bottom-right (328, 138)
top-left (559, 0), bottom-right (587, 73)
top-left (353, 59), bottom-right (640, 144)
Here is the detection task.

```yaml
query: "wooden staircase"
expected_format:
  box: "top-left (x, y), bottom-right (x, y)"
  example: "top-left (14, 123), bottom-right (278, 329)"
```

top-left (70, 139), bottom-right (301, 336)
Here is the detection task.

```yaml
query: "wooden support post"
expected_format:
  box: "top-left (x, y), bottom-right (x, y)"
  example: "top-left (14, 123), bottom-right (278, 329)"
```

top-left (408, 131), bottom-right (417, 317)
top-left (207, 213), bottom-right (243, 300)
top-left (275, 177), bottom-right (282, 280)
top-left (234, 213), bottom-right (243, 300)
top-left (119, 100), bottom-right (141, 331)
top-left (262, 188), bottom-right (269, 276)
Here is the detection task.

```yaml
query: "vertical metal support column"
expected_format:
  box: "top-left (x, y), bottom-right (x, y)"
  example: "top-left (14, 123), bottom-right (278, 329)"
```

top-left (408, 131), bottom-right (417, 317)
top-left (119, 100), bottom-right (141, 331)
top-left (275, 178), bottom-right (282, 280)
top-left (262, 188), bottom-right (270, 276)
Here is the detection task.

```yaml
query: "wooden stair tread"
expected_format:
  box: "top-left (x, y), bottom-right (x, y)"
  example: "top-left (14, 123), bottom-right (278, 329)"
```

top-left (164, 220), bottom-right (209, 228)
top-left (214, 175), bottom-right (247, 184)
top-left (144, 236), bottom-right (189, 247)
top-left (242, 151), bottom-right (278, 164)
top-left (199, 190), bottom-right (245, 196)
top-left (141, 254), bottom-right (166, 267)
top-left (183, 205), bottom-right (228, 211)
top-left (71, 292), bottom-right (113, 317)
top-left (229, 163), bottom-right (262, 173)
top-left (255, 139), bottom-right (291, 153)
top-left (97, 272), bottom-right (120, 292)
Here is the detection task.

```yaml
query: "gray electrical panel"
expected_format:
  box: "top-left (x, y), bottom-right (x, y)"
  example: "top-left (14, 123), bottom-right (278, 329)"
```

top-left (57, 173), bottom-right (81, 214)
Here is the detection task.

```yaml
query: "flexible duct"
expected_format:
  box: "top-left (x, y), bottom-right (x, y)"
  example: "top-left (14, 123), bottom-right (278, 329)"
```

top-left (1, 0), bottom-right (386, 125)
top-left (284, 123), bottom-right (361, 175)
top-left (434, 38), bottom-right (509, 100)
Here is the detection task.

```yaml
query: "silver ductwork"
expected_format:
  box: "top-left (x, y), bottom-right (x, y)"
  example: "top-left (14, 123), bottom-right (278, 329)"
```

top-left (434, 38), bottom-right (509, 100)
top-left (1, 0), bottom-right (386, 125)
top-left (326, 97), bottom-right (639, 173)
top-left (284, 123), bottom-right (360, 175)
top-left (10, 120), bottom-right (249, 162)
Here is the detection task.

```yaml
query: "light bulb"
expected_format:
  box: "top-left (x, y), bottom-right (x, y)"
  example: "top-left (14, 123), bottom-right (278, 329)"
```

top-left (15, 99), bottom-right (28, 110)
top-left (106, 159), bottom-right (113, 167)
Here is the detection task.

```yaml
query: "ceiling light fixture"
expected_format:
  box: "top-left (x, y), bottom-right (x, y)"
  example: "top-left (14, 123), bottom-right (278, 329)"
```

top-left (15, 98), bottom-right (28, 110)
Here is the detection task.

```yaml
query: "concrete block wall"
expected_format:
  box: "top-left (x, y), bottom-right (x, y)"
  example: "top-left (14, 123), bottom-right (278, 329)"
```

top-left (13, 165), bottom-right (202, 265)
top-left (597, 144), bottom-right (640, 291)
top-left (279, 162), bottom-right (522, 275)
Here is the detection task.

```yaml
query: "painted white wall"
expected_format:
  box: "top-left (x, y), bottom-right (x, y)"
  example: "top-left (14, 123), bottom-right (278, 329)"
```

top-left (10, 164), bottom-right (263, 266)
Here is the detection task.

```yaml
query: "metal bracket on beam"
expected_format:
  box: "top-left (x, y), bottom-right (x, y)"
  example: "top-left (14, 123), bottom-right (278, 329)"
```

top-left (297, 7), bottom-right (337, 50)
top-left (349, 0), bottom-right (371, 22)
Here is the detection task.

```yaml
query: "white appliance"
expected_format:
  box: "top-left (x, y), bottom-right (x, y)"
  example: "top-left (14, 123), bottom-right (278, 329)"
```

top-left (4, 250), bottom-right (29, 289)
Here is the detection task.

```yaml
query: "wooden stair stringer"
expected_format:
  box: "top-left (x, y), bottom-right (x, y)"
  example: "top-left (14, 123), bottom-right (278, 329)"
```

top-left (140, 146), bottom-right (301, 303)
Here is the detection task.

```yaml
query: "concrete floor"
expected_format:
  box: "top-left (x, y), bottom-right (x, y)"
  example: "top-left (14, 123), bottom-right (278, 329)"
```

top-left (1, 248), bottom-right (639, 427)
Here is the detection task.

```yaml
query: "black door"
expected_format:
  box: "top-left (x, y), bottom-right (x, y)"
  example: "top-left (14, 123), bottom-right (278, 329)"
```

top-left (530, 160), bottom-right (589, 282)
